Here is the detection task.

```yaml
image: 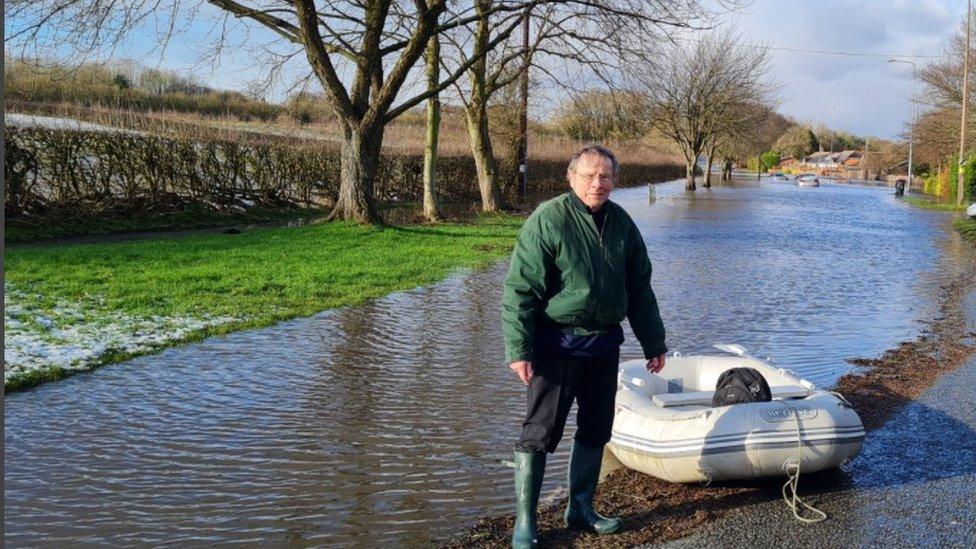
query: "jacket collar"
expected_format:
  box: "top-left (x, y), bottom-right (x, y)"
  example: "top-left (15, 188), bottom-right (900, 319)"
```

top-left (567, 190), bottom-right (610, 215)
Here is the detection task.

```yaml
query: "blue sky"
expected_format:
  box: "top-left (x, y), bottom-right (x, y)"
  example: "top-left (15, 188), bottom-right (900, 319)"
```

top-left (6, 0), bottom-right (970, 139)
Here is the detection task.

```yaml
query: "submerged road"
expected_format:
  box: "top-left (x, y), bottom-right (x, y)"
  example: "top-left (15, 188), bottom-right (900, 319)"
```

top-left (658, 290), bottom-right (976, 548)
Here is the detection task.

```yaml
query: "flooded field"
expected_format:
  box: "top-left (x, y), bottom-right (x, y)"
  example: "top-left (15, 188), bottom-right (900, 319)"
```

top-left (5, 178), bottom-right (974, 546)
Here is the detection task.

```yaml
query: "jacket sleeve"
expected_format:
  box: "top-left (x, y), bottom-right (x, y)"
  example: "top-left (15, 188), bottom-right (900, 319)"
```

top-left (502, 222), bottom-right (554, 364)
top-left (624, 222), bottom-right (668, 359)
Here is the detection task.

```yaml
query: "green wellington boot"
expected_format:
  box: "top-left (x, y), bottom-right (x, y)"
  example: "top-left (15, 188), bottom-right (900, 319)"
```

top-left (564, 441), bottom-right (621, 535)
top-left (512, 451), bottom-right (547, 548)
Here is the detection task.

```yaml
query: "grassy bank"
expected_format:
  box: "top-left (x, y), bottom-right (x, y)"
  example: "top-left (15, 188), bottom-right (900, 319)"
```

top-left (4, 213), bottom-right (523, 391)
top-left (955, 218), bottom-right (976, 243)
top-left (904, 196), bottom-right (967, 211)
top-left (904, 196), bottom-right (976, 244)
top-left (4, 205), bottom-right (330, 243)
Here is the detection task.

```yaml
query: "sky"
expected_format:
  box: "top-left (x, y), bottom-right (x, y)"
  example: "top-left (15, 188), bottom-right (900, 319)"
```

top-left (6, 0), bottom-right (971, 140)
top-left (724, 0), bottom-right (965, 140)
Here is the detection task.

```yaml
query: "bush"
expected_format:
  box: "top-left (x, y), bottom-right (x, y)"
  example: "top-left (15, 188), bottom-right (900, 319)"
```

top-left (550, 91), bottom-right (651, 142)
top-left (760, 151), bottom-right (780, 171)
top-left (927, 154), bottom-right (976, 201)
top-left (773, 126), bottom-right (818, 159)
top-left (284, 92), bottom-right (334, 125)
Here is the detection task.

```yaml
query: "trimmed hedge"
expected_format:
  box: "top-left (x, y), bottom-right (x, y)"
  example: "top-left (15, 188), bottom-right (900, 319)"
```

top-left (4, 125), bottom-right (682, 221)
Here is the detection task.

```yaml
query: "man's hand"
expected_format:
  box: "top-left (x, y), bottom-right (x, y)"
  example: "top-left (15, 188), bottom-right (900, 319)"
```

top-left (646, 354), bottom-right (666, 374)
top-left (509, 360), bottom-right (534, 385)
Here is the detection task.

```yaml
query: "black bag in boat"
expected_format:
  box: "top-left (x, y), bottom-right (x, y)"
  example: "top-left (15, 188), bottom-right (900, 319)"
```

top-left (712, 367), bottom-right (772, 407)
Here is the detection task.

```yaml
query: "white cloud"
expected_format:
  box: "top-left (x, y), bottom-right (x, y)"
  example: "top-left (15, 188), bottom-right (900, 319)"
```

top-left (728, 0), bottom-right (965, 138)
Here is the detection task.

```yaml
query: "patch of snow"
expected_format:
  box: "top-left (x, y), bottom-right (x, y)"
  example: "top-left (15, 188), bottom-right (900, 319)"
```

top-left (4, 285), bottom-right (240, 384)
top-left (4, 113), bottom-right (142, 135)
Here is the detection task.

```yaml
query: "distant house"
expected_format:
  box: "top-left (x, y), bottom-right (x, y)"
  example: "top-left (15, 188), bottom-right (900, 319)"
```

top-left (802, 151), bottom-right (833, 169)
top-left (799, 150), bottom-right (865, 179)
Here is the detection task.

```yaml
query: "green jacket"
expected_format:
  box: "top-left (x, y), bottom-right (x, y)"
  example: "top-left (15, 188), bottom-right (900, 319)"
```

top-left (502, 192), bottom-right (667, 363)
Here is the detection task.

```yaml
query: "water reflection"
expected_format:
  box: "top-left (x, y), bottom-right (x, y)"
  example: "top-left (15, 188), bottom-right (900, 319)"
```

top-left (5, 179), bottom-right (974, 546)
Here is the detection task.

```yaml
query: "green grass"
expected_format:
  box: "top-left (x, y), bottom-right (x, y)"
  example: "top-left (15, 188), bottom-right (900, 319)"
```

top-left (4, 213), bottom-right (524, 391)
top-left (955, 218), bottom-right (976, 244)
top-left (4, 205), bottom-right (330, 243)
top-left (904, 196), bottom-right (967, 211)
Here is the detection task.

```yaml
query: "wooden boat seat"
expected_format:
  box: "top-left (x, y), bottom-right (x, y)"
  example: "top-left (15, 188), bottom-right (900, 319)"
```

top-left (652, 385), bottom-right (811, 408)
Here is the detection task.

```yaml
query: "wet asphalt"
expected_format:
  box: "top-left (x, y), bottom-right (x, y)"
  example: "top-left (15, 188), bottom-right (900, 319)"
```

top-left (655, 290), bottom-right (976, 549)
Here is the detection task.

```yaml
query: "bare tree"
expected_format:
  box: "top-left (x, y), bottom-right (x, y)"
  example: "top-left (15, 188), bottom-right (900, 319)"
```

top-left (713, 106), bottom-right (788, 181)
top-left (701, 102), bottom-right (778, 187)
top-left (7, 0), bottom-right (540, 224)
top-left (627, 30), bottom-right (776, 190)
top-left (916, 15), bottom-right (976, 174)
top-left (437, 1), bottom-right (720, 211)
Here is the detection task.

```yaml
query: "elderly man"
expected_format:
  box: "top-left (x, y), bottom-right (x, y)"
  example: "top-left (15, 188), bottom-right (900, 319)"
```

top-left (502, 145), bottom-right (667, 547)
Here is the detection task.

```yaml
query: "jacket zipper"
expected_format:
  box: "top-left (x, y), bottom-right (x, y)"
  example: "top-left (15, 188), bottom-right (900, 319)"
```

top-left (586, 208), bottom-right (609, 325)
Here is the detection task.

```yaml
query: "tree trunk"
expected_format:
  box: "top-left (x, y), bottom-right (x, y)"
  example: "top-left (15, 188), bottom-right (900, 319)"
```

top-left (463, 0), bottom-right (503, 212)
top-left (422, 33), bottom-right (442, 222)
top-left (685, 158), bottom-right (697, 191)
top-left (465, 101), bottom-right (503, 211)
top-left (704, 153), bottom-right (714, 188)
top-left (329, 123), bottom-right (384, 224)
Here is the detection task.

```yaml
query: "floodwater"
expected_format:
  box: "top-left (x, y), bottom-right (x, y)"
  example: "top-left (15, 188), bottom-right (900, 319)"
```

top-left (5, 178), bottom-right (974, 546)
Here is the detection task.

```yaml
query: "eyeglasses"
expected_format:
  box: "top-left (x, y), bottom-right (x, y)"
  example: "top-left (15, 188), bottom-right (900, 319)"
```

top-left (572, 170), bottom-right (614, 184)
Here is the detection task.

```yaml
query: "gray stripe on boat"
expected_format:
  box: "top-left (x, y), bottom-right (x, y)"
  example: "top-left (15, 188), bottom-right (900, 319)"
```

top-left (609, 436), bottom-right (866, 458)
top-left (610, 425), bottom-right (865, 447)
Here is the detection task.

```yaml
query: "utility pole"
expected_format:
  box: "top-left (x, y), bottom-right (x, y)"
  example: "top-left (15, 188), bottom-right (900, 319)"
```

top-left (516, 7), bottom-right (530, 197)
top-left (889, 58), bottom-right (918, 192)
top-left (958, 0), bottom-right (972, 207)
top-left (863, 137), bottom-right (870, 181)
top-left (828, 105), bottom-right (836, 153)
top-left (909, 75), bottom-right (916, 192)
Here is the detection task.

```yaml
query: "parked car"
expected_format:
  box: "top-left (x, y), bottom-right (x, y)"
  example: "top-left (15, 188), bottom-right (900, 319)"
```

top-left (796, 173), bottom-right (820, 187)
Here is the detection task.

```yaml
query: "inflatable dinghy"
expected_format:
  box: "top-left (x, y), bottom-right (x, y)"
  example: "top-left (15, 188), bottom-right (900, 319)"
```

top-left (609, 345), bottom-right (864, 483)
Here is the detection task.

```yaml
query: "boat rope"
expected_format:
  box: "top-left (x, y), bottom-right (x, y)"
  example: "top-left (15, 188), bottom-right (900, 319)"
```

top-left (830, 390), bottom-right (854, 407)
top-left (781, 400), bottom-right (828, 523)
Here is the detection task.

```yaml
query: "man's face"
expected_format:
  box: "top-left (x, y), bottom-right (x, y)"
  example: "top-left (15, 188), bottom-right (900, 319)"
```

top-left (568, 154), bottom-right (616, 211)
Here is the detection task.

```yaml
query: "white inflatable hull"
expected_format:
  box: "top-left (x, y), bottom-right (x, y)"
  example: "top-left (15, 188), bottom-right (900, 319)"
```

top-left (608, 354), bottom-right (864, 483)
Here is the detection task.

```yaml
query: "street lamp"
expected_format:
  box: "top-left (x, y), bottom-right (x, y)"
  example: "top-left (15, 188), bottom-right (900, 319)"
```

top-left (889, 58), bottom-right (917, 193)
top-left (828, 104), bottom-right (836, 153)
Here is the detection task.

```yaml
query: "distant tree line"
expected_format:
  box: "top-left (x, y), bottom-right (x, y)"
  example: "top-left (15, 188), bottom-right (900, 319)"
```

top-left (5, 58), bottom-right (283, 121)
